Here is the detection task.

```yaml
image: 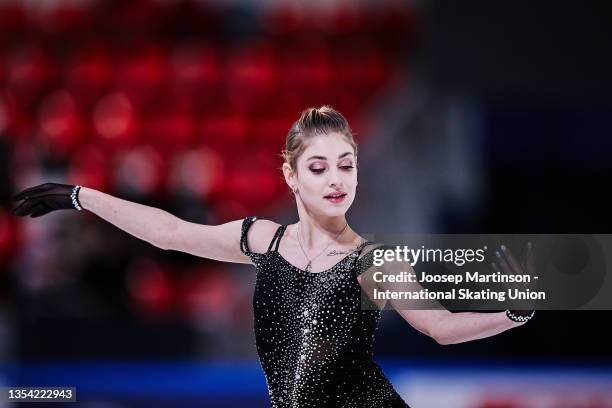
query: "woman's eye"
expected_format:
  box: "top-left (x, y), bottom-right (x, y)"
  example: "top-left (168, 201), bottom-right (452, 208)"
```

top-left (309, 165), bottom-right (353, 174)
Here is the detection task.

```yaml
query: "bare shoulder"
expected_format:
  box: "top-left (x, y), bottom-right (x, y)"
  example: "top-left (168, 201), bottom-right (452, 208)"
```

top-left (244, 218), bottom-right (283, 254)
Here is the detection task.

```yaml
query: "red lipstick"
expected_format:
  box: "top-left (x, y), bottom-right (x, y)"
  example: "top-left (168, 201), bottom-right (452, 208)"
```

top-left (324, 191), bottom-right (347, 203)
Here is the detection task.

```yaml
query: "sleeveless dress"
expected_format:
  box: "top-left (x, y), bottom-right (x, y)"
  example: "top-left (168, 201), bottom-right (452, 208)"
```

top-left (240, 216), bottom-right (411, 408)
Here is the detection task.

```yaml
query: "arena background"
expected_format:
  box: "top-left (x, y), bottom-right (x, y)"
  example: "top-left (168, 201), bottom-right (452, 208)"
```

top-left (1, 0), bottom-right (611, 407)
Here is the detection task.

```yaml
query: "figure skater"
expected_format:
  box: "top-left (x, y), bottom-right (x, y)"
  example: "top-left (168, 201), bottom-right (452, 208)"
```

top-left (12, 105), bottom-right (534, 407)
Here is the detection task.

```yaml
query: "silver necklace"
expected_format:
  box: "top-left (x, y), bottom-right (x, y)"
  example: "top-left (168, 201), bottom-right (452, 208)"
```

top-left (297, 221), bottom-right (348, 273)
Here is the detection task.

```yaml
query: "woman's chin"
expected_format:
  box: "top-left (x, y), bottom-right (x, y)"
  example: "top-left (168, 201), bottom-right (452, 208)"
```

top-left (317, 204), bottom-right (351, 217)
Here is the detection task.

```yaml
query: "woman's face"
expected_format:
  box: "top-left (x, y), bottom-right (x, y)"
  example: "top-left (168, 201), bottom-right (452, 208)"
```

top-left (293, 132), bottom-right (357, 217)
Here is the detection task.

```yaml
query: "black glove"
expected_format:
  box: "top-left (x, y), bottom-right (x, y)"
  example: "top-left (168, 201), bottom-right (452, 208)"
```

top-left (12, 183), bottom-right (83, 217)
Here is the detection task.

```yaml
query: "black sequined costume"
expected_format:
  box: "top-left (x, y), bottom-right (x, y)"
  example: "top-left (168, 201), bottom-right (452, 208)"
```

top-left (241, 216), bottom-right (411, 408)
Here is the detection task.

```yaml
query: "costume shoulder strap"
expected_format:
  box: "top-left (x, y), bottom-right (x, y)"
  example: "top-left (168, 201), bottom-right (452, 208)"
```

top-left (240, 215), bottom-right (260, 257)
top-left (267, 225), bottom-right (287, 253)
top-left (356, 242), bottom-right (392, 276)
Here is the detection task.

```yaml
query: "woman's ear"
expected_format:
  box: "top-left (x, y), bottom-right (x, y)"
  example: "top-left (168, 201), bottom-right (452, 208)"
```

top-left (282, 162), bottom-right (295, 189)
top-left (282, 163), bottom-right (299, 195)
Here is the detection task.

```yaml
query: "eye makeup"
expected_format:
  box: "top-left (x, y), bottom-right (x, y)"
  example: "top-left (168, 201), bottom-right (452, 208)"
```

top-left (308, 163), bottom-right (354, 174)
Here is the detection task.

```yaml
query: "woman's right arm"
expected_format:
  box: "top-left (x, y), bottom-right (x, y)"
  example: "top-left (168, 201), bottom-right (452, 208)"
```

top-left (80, 187), bottom-right (279, 264)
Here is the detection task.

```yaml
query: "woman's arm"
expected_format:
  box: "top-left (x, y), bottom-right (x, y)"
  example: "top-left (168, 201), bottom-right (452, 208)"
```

top-left (80, 187), bottom-right (178, 251)
top-left (395, 308), bottom-right (524, 345)
top-left (80, 187), bottom-right (278, 264)
top-left (357, 247), bottom-right (526, 345)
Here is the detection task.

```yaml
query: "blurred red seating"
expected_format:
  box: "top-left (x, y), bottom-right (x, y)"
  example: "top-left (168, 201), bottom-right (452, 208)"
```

top-left (260, 4), bottom-right (305, 35)
top-left (112, 144), bottom-right (166, 197)
top-left (327, 4), bottom-right (367, 35)
top-left (331, 39), bottom-right (386, 93)
top-left (225, 42), bottom-right (278, 114)
top-left (92, 91), bottom-right (141, 155)
top-left (169, 43), bottom-right (222, 111)
top-left (248, 112), bottom-right (292, 153)
top-left (220, 146), bottom-right (284, 213)
top-left (177, 266), bottom-right (240, 327)
top-left (278, 39), bottom-right (331, 93)
top-left (0, 91), bottom-right (20, 138)
top-left (68, 143), bottom-right (111, 192)
top-left (109, 0), bottom-right (163, 34)
top-left (37, 90), bottom-right (84, 159)
top-left (167, 147), bottom-right (225, 200)
top-left (64, 47), bottom-right (114, 108)
top-left (1, 0), bottom-right (410, 230)
top-left (115, 46), bottom-right (167, 108)
top-left (126, 256), bottom-right (173, 317)
top-left (0, 209), bottom-right (17, 271)
top-left (0, 2), bottom-right (28, 34)
top-left (143, 109), bottom-right (195, 155)
top-left (5, 46), bottom-right (54, 106)
top-left (37, 1), bottom-right (89, 34)
top-left (197, 111), bottom-right (248, 152)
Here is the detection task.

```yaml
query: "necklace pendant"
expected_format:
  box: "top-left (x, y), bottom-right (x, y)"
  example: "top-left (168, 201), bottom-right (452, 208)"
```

top-left (305, 261), bottom-right (312, 273)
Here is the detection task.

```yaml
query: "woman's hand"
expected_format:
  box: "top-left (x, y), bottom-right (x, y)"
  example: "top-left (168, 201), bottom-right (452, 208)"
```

top-left (492, 242), bottom-right (537, 321)
top-left (12, 182), bottom-right (82, 217)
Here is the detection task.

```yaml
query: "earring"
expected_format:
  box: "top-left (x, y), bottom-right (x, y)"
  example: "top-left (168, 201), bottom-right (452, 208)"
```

top-left (291, 185), bottom-right (297, 194)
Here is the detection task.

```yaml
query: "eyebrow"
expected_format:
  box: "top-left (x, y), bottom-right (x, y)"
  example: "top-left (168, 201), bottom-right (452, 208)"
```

top-left (306, 152), bottom-right (354, 161)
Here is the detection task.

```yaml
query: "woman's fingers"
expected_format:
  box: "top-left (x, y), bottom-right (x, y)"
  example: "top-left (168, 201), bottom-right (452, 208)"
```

top-left (501, 244), bottom-right (522, 274)
top-left (11, 200), bottom-right (23, 215)
top-left (30, 201), bottom-right (55, 217)
top-left (526, 242), bottom-right (535, 274)
top-left (13, 199), bottom-right (38, 217)
top-left (495, 249), bottom-right (514, 276)
top-left (31, 208), bottom-right (54, 217)
top-left (525, 242), bottom-right (539, 291)
top-left (27, 202), bottom-right (46, 217)
top-left (13, 184), bottom-right (48, 201)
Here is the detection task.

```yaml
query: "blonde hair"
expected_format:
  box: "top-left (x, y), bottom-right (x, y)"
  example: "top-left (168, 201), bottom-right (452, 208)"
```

top-left (281, 105), bottom-right (358, 173)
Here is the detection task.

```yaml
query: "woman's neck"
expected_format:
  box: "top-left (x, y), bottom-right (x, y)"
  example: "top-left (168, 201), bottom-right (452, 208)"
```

top-left (296, 214), bottom-right (352, 249)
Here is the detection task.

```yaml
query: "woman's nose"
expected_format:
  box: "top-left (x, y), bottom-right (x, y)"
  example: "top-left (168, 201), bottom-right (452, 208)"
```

top-left (328, 168), bottom-right (341, 186)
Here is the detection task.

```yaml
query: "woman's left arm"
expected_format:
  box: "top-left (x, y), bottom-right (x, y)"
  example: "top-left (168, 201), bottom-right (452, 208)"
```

top-left (395, 308), bottom-right (524, 345)
top-left (391, 244), bottom-right (534, 345)
top-left (357, 243), bottom-right (533, 345)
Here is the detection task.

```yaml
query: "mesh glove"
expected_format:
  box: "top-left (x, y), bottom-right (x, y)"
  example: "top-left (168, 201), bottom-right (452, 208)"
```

top-left (12, 183), bottom-right (83, 217)
top-left (493, 242), bottom-right (536, 323)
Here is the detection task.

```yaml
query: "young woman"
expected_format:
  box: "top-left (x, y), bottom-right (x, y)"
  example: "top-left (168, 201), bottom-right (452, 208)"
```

top-left (12, 106), bottom-right (534, 407)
